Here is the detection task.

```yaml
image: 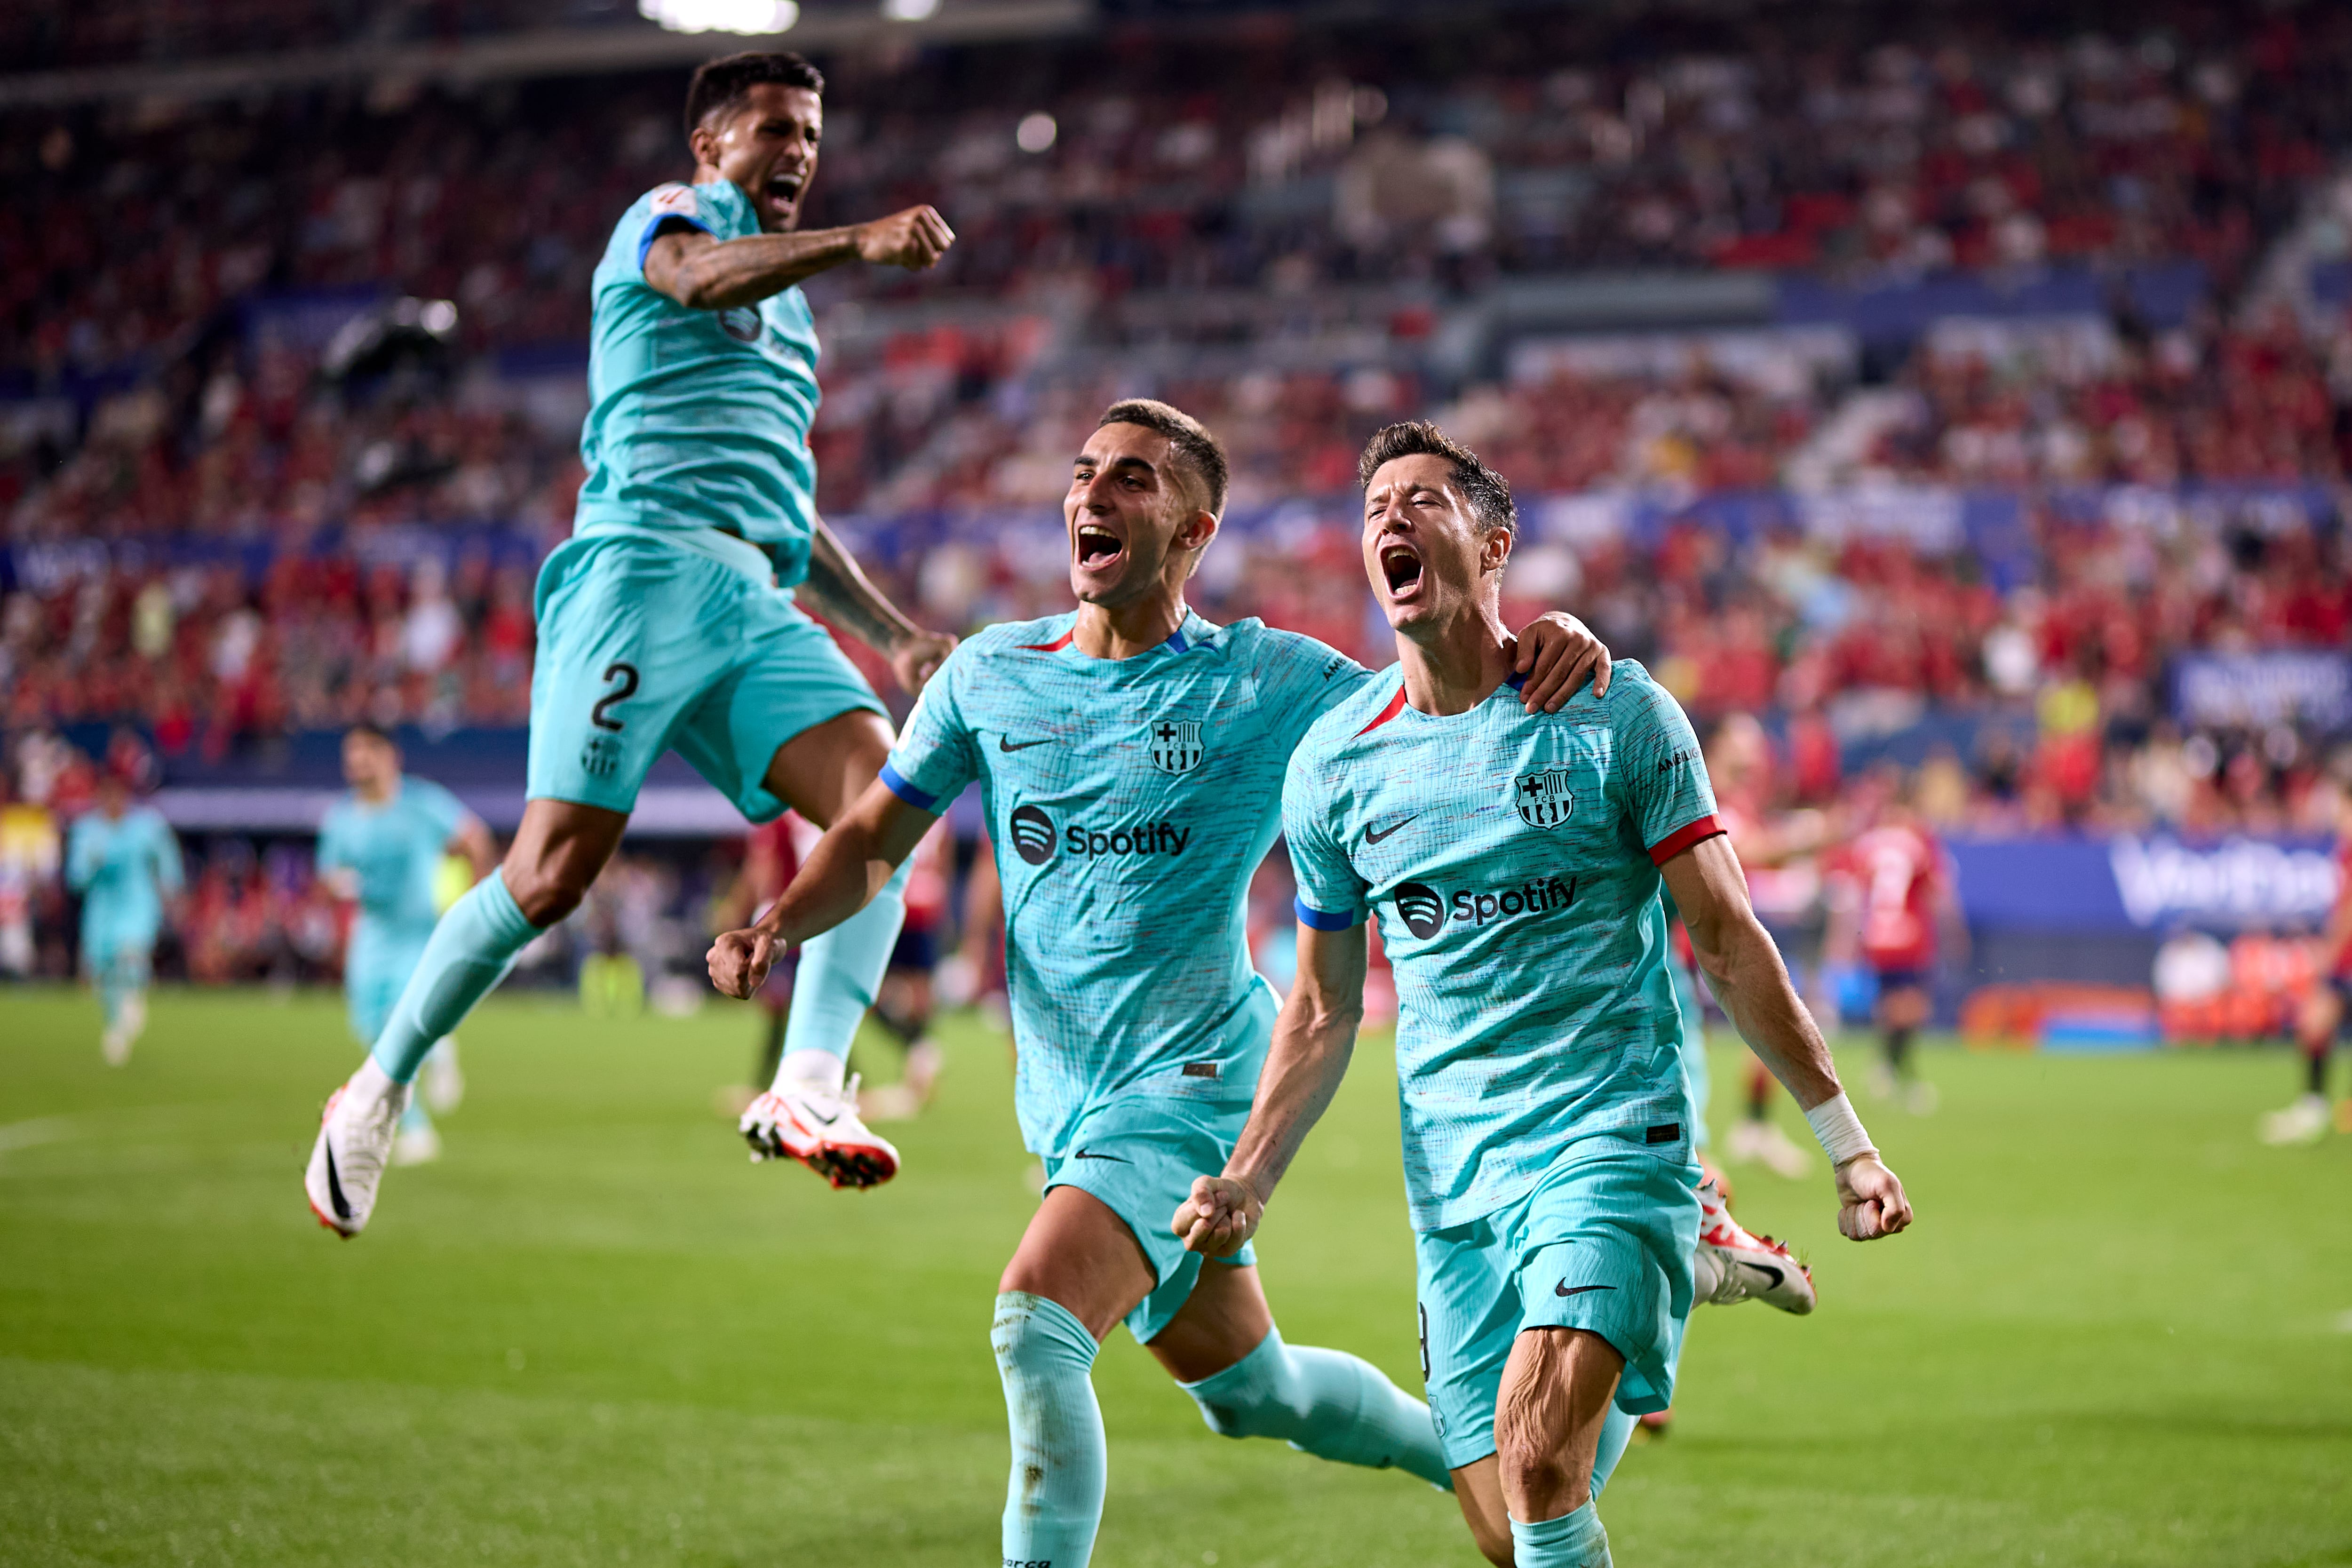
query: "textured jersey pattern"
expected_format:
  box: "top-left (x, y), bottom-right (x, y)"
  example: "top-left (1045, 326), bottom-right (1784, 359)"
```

top-left (1284, 660), bottom-right (1719, 1231)
top-left (318, 777), bottom-right (465, 940)
top-left (884, 611), bottom-right (1370, 1154)
top-left (574, 180), bottom-right (823, 586)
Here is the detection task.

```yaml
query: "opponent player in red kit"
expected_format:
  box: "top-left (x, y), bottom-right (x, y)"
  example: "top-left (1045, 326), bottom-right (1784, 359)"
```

top-left (1824, 780), bottom-right (1963, 1115)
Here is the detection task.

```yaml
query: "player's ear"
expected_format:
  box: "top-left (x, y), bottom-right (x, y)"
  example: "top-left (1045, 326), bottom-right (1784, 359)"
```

top-left (687, 117), bottom-right (721, 170)
top-left (1482, 522), bottom-right (1513, 576)
top-left (1178, 508), bottom-right (1219, 556)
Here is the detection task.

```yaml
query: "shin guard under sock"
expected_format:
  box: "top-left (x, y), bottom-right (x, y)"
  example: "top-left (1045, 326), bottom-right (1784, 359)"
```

top-left (370, 873), bottom-right (537, 1083)
top-left (1511, 1501), bottom-right (1612, 1568)
top-left (1181, 1328), bottom-right (1452, 1488)
top-left (993, 1292), bottom-right (1105, 1568)
top-left (778, 859), bottom-right (910, 1077)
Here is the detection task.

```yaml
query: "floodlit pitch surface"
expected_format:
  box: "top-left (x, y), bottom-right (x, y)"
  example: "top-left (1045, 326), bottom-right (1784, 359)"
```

top-left (2, 988), bottom-right (2348, 1568)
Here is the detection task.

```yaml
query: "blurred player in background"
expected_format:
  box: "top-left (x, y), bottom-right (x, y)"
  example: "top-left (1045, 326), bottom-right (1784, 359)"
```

top-left (317, 725), bottom-right (494, 1165)
top-left (1708, 715), bottom-right (1822, 1178)
top-left (858, 819), bottom-right (950, 1121)
top-left (305, 49), bottom-right (959, 1236)
top-left (1181, 422), bottom-right (1903, 1568)
top-left (2262, 794), bottom-right (2352, 1145)
top-left (1823, 772), bottom-right (1964, 1116)
top-left (65, 765), bottom-right (183, 1066)
top-left (710, 814), bottom-right (808, 1109)
top-left (710, 399), bottom-right (1615, 1568)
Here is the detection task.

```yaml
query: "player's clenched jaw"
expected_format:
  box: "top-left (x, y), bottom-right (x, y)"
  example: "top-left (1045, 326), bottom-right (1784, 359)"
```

top-left (1063, 422), bottom-right (1216, 610)
top-left (690, 82), bottom-right (823, 234)
top-left (1360, 451), bottom-right (1511, 642)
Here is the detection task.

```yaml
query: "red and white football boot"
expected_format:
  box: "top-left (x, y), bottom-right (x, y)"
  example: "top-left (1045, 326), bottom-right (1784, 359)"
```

top-left (1692, 1176), bottom-right (1816, 1314)
top-left (739, 1074), bottom-right (900, 1190)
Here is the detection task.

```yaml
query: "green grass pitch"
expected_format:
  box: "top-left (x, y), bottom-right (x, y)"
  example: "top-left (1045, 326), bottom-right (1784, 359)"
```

top-left (3, 986), bottom-right (2350, 1567)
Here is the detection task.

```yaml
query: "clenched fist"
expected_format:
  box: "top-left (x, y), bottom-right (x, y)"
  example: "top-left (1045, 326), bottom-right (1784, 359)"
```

top-left (1172, 1173), bottom-right (1264, 1258)
top-left (708, 926), bottom-right (782, 1000)
top-left (857, 206), bottom-right (955, 270)
top-left (1833, 1152), bottom-right (1914, 1241)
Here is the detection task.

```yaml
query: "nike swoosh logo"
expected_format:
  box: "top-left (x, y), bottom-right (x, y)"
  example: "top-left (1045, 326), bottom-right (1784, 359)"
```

top-left (1554, 1281), bottom-right (1615, 1297)
top-left (324, 1142), bottom-right (351, 1221)
top-left (1365, 814), bottom-right (1418, 844)
top-left (1071, 1147), bottom-right (1128, 1163)
top-left (999, 736), bottom-right (1055, 752)
top-left (1740, 1260), bottom-right (1785, 1290)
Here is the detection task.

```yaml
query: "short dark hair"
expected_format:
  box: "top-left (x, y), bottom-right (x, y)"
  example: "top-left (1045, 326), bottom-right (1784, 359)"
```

top-left (1096, 398), bottom-right (1229, 518)
top-left (684, 51), bottom-right (825, 142)
top-left (1357, 421), bottom-right (1516, 534)
top-left (345, 722), bottom-right (396, 748)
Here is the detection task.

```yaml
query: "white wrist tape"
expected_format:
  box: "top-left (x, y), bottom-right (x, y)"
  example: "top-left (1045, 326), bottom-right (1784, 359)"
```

top-left (1804, 1092), bottom-right (1876, 1166)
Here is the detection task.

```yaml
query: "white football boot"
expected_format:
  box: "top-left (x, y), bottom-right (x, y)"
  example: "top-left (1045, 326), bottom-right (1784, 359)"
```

top-left (1692, 1177), bottom-right (1816, 1314)
top-left (305, 1059), bottom-right (411, 1237)
top-left (2259, 1093), bottom-right (2329, 1146)
top-left (739, 1074), bottom-right (900, 1189)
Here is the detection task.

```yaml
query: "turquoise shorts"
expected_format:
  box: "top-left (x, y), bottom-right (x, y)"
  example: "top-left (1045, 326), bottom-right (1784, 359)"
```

top-left (1414, 1134), bottom-right (1700, 1470)
top-left (345, 922), bottom-right (431, 1045)
top-left (1040, 1093), bottom-right (1258, 1346)
top-left (527, 526), bottom-right (885, 821)
top-left (81, 916), bottom-right (158, 986)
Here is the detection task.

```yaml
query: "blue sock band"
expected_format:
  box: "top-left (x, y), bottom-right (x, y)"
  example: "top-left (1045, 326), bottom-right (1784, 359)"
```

top-left (1181, 1327), bottom-right (1452, 1489)
top-left (779, 859), bottom-right (910, 1068)
top-left (993, 1291), bottom-right (1104, 1568)
top-left (370, 873), bottom-right (537, 1084)
top-left (1510, 1500), bottom-right (1611, 1568)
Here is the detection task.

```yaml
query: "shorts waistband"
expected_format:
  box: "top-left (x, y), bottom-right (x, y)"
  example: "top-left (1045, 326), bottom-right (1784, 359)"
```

top-left (571, 521), bottom-right (777, 587)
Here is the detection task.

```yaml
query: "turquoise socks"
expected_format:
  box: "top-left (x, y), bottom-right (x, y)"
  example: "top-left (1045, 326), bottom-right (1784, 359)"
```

top-left (370, 874), bottom-right (537, 1084)
top-left (777, 859), bottom-right (909, 1075)
top-left (993, 1292), bottom-right (1105, 1568)
top-left (1510, 1501), bottom-right (1612, 1567)
top-left (1590, 1403), bottom-right (1636, 1500)
top-left (1180, 1328), bottom-right (1453, 1489)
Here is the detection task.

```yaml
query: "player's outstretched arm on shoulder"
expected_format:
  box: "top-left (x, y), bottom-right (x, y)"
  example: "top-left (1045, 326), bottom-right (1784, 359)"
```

top-left (643, 205), bottom-right (952, 312)
top-left (801, 518), bottom-right (956, 694)
top-left (1509, 612), bottom-right (1613, 713)
top-left (1662, 834), bottom-right (1914, 1241)
top-left (1175, 920), bottom-right (1370, 1256)
top-left (707, 777), bottom-right (936, 1000)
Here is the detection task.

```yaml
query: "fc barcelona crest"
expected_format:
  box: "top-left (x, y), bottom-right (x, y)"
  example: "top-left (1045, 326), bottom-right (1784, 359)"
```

top-left (1513, 766), bottom-right (1575, 829)
top-left (1148, 718), bottom-right (1205, 774)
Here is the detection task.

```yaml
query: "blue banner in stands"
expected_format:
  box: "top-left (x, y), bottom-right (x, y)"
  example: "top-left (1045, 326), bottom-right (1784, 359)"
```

top-left (1950, 835), bottom-right (2340, 934)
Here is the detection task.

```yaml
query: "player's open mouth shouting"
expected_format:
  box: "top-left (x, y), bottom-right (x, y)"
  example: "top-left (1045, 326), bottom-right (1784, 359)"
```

top-left (1376, 535), bottom-right (1424, 605)
top-left (1075, 521), bottom-right (1126, 574)
top-left (760, 169), bottom-right (805, 226)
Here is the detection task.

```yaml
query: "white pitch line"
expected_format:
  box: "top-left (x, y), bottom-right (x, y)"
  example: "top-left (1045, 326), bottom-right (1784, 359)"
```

top-left (0, 1116), bottom-right (78, 1155)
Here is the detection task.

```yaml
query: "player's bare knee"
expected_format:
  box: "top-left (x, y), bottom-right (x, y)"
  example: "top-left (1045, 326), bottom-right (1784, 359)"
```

top-left (500, 857), bottom-right (588, 926)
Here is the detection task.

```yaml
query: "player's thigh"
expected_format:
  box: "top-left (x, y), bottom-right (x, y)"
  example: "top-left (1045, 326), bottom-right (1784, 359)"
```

top-left (1510, 1146), bottom-right (1700, 1419)
top-left (1145, 1259), bottom-right (1275, 1384)
top-left (673, 595), bottom-right (889, 827)
top-left (1493, 1326), bottom-right (1623, 1492)
top-left (525, 536), bottom-right (741, 817)
top-left (998, 1184), bottom-right (1158, 1342)
top-left (2299, 982), bottom-right (2344, 1040)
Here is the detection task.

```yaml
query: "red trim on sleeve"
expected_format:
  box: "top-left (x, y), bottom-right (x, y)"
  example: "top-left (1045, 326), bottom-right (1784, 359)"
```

top-left (1353, 684), bottom-right (1409, 736)
top-left (1647, 814), bottom-right (1726, 867)
top-left (1017, 629), bottom-right (1076, 652)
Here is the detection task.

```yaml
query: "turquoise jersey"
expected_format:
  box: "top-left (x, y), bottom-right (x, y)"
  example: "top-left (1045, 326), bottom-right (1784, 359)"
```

top-left (1283, 660), bottom-right (1723, 1232)
top-left (318, 777), bottom-right (466, 944)
top-left (66, 806), bottom-right (182, 944)
top-left (574, 178), bottom-right (823, 587)
top-left (880, 611), bottom-right (1372, 1156)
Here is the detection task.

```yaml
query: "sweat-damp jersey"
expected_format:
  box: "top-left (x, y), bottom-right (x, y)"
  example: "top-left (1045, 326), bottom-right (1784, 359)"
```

top-left (1284, 660), bottom-right (1723, 1232)
top-left (881, 610), bottom-right (1371, 1155)
top-left (574, 179), bottom-right (823, 587)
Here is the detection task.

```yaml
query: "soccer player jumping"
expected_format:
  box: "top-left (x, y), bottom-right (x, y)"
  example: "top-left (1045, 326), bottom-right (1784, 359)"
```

top-left (1176, 422), bottom-right (1913, 1568)
top-left (709, 398), bottom-right (1613, 1567)
top-left (306, 51), bottom-right (958, 1236)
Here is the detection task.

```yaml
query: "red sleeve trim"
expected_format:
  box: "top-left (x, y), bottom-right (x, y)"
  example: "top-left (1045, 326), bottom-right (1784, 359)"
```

top-left (1353, 684), bottom-right (1408, 736)
top-left (1016, 628), bottom-right (1076, 652)
top-left (1647, 814), bottom-right (1726, 867)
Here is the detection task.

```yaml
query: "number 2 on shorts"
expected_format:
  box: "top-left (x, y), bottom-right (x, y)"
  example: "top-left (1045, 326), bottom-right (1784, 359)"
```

top-left (590, 661), bottom-right (640, 732)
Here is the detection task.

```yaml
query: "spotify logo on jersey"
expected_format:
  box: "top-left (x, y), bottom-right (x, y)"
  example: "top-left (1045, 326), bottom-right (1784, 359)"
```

top-left (1009, 804), bottom-right (1057, 866)
top-left (1393, 882), bottom-right (1447, 940)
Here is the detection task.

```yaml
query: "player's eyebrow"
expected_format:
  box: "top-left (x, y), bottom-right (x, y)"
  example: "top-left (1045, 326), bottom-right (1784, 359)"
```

top-left (1073, 453), bottom-right (1158, 481)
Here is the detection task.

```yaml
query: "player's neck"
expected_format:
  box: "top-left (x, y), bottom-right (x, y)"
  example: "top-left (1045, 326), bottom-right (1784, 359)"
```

top-left (356, 779), bottom-right (396, 806)
top-left (1072, 594), bottom-right (1188, 661)
top-left (1396, 607), bottom-right (1512, 716)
